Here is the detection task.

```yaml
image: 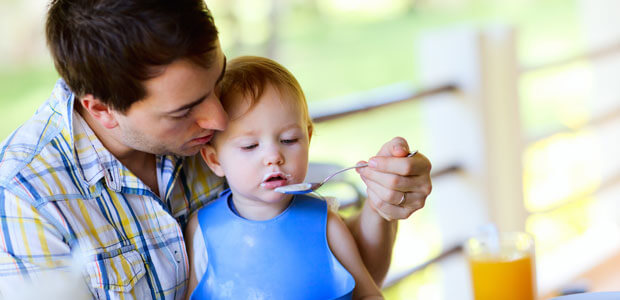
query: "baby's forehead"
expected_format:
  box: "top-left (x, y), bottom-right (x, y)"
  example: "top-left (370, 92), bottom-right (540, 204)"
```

top-left (224, 83), bottom-right (302, 119)
top-left (213, 99), bottom-right (306, 144)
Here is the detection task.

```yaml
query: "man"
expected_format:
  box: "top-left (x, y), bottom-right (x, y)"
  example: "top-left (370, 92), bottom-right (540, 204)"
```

top-left (0, 0), bottom-right (432, 299)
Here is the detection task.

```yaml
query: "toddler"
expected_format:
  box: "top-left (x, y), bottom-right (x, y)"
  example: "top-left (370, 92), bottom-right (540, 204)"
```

top-left (185, 56), bottom-right (383, 300)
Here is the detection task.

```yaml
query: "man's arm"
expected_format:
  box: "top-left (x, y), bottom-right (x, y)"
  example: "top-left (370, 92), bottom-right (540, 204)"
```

top-left (346, 137), bottom-right (432, 285)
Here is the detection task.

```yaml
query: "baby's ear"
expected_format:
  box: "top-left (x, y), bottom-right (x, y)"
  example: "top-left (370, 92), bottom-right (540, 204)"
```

top-left (200, 145), bottom-right (225, 177)
top-left (307, 125), bottom-right (313, 143)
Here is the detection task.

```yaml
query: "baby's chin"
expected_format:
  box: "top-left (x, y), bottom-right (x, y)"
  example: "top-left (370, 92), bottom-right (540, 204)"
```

top-left (257, 190), bottom-right (294, 204)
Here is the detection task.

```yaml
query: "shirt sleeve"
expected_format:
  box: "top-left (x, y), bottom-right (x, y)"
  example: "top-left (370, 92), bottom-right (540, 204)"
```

top-left (0, 186), bottom-right (72, 294)
top-left (191, 224), bottom-right (208, 280)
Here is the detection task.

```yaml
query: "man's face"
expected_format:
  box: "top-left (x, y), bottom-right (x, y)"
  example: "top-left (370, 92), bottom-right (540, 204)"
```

top-left (207, 84), bottom-right (310, 206)
top-left (112, 44), bottom-right (228, 156)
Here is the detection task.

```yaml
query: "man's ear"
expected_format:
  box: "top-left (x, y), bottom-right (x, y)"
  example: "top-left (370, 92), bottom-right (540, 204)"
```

top-left (79, 94), bottom-right (119, 129)
top-left (200, 145), bottom-right (225, 177)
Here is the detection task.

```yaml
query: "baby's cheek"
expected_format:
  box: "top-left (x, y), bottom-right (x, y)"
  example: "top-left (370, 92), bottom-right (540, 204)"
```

top-left (295, 166), bottom-right (309, 183)
top-left (226, 164), bottom-right (252, 186)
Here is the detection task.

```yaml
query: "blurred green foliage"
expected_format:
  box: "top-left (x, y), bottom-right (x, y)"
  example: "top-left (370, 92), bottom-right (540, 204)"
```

top-left (0, 0), bottom-right (581, 141)
top-left (0, 65), bottom-right (59, 138)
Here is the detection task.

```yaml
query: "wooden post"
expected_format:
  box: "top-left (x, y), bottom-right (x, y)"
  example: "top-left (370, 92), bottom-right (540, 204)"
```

top-left (418, 26), bottom-right (526, 232)
top-left (478, 27), bottom-right (526, 232)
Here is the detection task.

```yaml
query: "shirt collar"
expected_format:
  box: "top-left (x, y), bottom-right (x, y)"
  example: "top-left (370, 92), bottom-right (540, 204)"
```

top-left (49, 79), bottom-right (113, 190)
top-left (72, 111), bottom-right (122, 190)
top-left (53, 79), bottom-right (78, 146)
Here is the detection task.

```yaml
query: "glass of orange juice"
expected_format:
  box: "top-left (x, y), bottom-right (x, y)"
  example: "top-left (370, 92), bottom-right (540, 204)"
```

top-left (464, 231), bottom-right (536, 300)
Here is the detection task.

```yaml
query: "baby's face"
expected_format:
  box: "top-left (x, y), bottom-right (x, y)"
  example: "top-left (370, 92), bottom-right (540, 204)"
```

top-left (206, 84), bottom-right (310, 205)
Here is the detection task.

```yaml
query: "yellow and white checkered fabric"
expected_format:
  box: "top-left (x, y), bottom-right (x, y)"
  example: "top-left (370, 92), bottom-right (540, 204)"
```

top-left (0, 79), bottom-right (225, 299)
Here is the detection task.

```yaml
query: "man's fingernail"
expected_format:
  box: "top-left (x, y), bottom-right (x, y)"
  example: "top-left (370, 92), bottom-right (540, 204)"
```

top-left (369, 159), bottom-right (377, 168)
top-left (394, 145), bottom-right (407, 154)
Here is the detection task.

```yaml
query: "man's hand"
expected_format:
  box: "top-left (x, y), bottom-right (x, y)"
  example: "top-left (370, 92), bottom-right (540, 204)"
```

top-left (346, 137), bottom-right (432, 285)
top-left (356, 137), bottom-right (432, 221)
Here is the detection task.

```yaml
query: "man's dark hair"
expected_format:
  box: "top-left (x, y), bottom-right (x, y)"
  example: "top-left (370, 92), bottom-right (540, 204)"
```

top-left (46, 0), bottom-right (219, 112)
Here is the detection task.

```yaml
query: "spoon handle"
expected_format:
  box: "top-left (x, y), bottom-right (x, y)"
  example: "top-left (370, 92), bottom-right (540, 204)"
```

top-left (318, 150), bottom-right (417, 186)
top-left (319, 163), bottom-right (367, 186)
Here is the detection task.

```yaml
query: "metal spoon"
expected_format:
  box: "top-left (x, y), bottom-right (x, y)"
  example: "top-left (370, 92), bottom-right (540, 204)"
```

top-left (275, 150), bottom-right (417, 195)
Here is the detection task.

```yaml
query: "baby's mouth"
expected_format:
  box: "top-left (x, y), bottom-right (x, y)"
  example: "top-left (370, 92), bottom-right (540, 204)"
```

top-left (260, 172), bottom-right (290, 189)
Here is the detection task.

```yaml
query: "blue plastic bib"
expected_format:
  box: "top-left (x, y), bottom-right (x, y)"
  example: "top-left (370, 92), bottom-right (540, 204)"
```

top-left (190, 189), bottom-right (355, 299)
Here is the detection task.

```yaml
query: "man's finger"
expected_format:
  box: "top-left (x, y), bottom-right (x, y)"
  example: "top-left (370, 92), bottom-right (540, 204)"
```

top-left (366, 187), bottom-right (413, 221)
top-left (366, 195), bottom-right (392, 221)
top-left (362, 177), bottom-right (408, 206)
top-left (358, 168), bottom-right (418, 193)
top-left (363, 152), bottom-right (432, 176)
top-left (366, 188), bottom-right (396, 221)
top-left (361, 166), bottom-right (432, 200)
top-left (376, 136), bottom-right (410, 157)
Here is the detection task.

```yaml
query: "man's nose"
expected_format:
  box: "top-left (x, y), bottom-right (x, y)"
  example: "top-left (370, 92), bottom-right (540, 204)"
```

top-left (195, 95), bottom-right (228, 131)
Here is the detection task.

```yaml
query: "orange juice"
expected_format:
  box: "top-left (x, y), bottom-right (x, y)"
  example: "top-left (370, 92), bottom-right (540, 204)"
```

top-left (465, 232), bottom-right (536, 300)
top-left (469, 251), bottom-right (536, 300)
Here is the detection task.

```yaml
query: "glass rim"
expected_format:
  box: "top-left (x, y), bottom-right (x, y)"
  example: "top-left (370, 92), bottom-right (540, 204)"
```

top-left (464, 231), bottom-right (534, 254)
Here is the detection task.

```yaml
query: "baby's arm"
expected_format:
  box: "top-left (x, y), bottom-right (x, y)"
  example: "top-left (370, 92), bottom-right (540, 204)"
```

top-left (327, 210), bottom-right (384, 300)
top-left (184, 212), bottom-right (201, 300)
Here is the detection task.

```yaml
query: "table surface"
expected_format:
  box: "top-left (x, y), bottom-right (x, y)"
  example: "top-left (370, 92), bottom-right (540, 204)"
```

top-left (382, 246), bottom-right (620, 300)
top-left (541, 250), bottom-right (620, 299)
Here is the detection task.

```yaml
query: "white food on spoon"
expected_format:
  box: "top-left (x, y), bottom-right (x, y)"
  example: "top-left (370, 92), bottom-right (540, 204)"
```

top-left (274, 182), bottom-right (312, 193)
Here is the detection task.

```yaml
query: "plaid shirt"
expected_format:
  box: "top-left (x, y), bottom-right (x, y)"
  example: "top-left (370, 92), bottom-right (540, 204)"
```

top-left (0, 79), bottom-right (224, 299)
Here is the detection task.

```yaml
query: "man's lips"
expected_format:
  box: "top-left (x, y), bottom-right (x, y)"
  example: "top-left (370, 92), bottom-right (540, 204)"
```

top-left (190, 133), bottom-right (213, 144)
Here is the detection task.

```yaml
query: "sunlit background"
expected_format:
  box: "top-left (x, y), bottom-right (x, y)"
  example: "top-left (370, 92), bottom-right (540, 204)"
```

top-left (1, 0), bottom-right (620, 299)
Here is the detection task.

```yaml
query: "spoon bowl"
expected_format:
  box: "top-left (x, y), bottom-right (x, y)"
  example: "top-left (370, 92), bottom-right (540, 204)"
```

top-left (275, 151), bottom-right (417, 195)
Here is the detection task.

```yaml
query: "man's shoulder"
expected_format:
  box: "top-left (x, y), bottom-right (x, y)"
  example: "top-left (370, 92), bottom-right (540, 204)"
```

top-left (0, 106), bottom-right (58, 170)
top-left (0, 103), bottom-right (84, 202)
top-left (178, 154), bottom-right (226, 214)
top-left (0, 136), bottom-right (87, 202)
top-left (181, 154), bottom-right (225, 192)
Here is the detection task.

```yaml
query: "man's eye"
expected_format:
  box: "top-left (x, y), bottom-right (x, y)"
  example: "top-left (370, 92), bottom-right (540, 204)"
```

top-left (281, 138), bottom-right (298, 144)
top-left (172, 108), bottom-right (192, 119)
top-left (241, 144), bottom-right (258, 150)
